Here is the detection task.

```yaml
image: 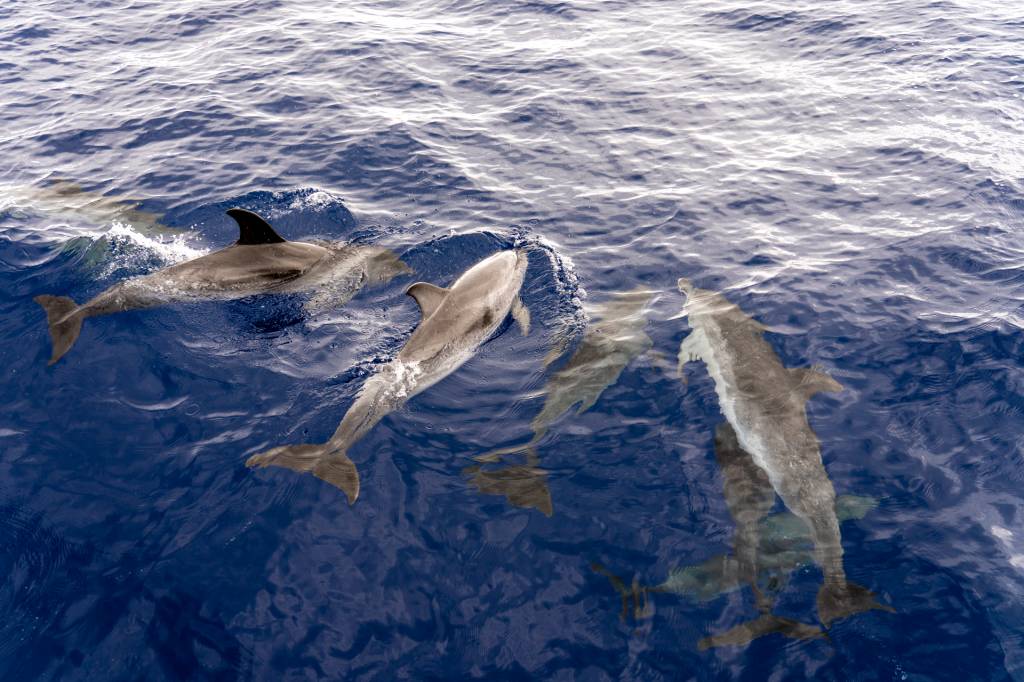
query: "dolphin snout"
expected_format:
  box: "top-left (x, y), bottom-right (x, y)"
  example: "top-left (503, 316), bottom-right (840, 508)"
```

top-left (678, 277), bottom-right (693, 295)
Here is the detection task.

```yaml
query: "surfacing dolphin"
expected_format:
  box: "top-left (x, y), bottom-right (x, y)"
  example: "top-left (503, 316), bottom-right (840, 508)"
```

top-left (676, 278), bottom-right (892, 627)
top-left (246, 250), bottom-right (532, 505)
top-left (34, 208), bottom-right (409, 365)
top-left (467, 288), bottom-right (659, 516)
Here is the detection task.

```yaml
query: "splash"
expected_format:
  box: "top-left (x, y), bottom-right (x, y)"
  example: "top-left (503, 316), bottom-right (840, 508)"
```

top-left (288, 190), bottom-right (338, 211)
top-left (515, 231), bottom-right (588, 363)
top-left (94, 221), bottom-right (208, 278)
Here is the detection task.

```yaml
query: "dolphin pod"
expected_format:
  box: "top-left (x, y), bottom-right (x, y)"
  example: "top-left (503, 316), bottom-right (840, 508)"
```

top-left (34, 208), bottom-right (410, 365)
top-left (35, 209), bottom-right (892, 645)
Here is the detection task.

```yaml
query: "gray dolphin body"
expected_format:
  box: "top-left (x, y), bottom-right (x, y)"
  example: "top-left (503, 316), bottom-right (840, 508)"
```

top-left (676, 278), bottom-right (891, 627)
top-left (468, 288), bottom-right (658, 516)
top-left (33, 209), bottom-right (409, 365)
top-left (246, 250), bottom-right (532, 505)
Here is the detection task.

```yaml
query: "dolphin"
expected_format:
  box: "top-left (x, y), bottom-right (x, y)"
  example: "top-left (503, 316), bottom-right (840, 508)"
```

top-left (675, 278), bottom-right (892, 627)
top-left (33, 209), bottom-right (410, 365)
top-left (591, 492), bottom-right (877, 632)
top-left (246, 250), bottom-right (532, 504)
top-left (696, 422), bottom-right (824, 649)
top-left (5, 179), bottom-right (171, 235)
top-left (467, 288), bottom-right (658, 516)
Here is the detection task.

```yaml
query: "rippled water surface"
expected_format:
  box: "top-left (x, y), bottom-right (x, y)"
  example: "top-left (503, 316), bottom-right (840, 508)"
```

top-left (3, 0), bottom-right (1024, 679)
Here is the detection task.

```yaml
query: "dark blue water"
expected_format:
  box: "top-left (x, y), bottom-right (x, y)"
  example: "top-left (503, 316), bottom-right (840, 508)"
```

top-left (3, 0), bottom-right (1024, 679)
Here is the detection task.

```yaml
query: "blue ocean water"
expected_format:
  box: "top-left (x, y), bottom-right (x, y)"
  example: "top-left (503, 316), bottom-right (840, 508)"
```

top-left (2, 0), bottom-right (1024, 678)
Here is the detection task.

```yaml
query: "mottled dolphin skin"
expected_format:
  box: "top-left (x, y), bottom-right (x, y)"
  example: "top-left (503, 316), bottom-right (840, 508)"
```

top-left (676, 278), bottom-right (892, 627)
top-left (33, 209), bottom-right (409, 365)
top-left (468, 288), bottom-right (658, 516)
top-left (246, 250), bottom-right (531, 505)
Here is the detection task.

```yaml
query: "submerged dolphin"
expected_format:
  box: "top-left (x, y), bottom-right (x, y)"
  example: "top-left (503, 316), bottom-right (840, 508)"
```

top-left (676, 278), bottom-right (892, 626)
top-left (6, 179), bottom-right (171, 235)
top-left (592, 486), bottom-right (876, 636)
top-left (695, 422), bottom-right (824, 649)
top-left (246, 250), bottom-right (532, 504)
top-left (33, 209), bottom-right (409, 365)
top-left (468, 288), bottom-right (658, 516)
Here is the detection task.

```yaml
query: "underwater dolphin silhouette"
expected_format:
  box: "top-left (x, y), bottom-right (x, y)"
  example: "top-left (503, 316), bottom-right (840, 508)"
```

top-left (696, 422), bottom-right (826, 649)
top-left (676, 278), bottom-right (893, 627)
top-left (33, 208), bottom-right (409, 365)
top-left (246, 249), bottom-right (532, 505)
top-left (467, 288), bottom-right (659, 515)
top-left (592, 485), bottom-right (877, 634)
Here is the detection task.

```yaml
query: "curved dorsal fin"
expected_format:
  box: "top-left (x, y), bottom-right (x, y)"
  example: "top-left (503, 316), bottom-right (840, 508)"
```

top-left (226, 208), bottom-right (287, 245)
top-left (405, 282), bottom-right (449, 318)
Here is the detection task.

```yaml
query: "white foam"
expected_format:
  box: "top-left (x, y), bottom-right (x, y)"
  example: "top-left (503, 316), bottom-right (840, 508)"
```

top-left (289, 191), bottom-right (337, 211)
top-left (98, 221), bottom-right (208, 276)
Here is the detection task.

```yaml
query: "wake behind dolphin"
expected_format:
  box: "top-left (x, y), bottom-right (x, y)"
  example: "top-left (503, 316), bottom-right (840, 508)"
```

top-left (34, 208), bottom-right (409, 365)
top-left (676, 278), bottom-right (893, 627)
top-left (246, 250), bottom-right (531, 504)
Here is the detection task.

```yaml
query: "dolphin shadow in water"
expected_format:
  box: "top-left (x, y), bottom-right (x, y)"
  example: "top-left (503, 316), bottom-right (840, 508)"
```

top-left (34, 208), bottom-right (409, 365)
top-left (466, 288), bottom-right (660, 516)
top-left (675, 278), bottom-right (894, 628)
top-left (246, 250), bottom-right (532, 505)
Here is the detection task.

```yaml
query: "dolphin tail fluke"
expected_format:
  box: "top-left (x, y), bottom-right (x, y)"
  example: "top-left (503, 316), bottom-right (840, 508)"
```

top-left (464, 447), bottom-right (553, 516)
top-left (34, 295), bottom-right (84, 365)
top-left (698, 614), bottom-right (827, 651)
top-left (817, 581), bottom-right (894, 628)
top-left (246, 444), bottom-right (360, 505)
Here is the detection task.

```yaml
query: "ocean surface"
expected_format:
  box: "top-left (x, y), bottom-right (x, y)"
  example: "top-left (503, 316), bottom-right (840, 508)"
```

top-left (2, 0), bottom-right (1024, 679)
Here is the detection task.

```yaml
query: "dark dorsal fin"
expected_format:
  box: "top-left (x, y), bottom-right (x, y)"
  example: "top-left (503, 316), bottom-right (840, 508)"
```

top-left (226, 208), bottom-right (287, 245)
top-left (405, 282), bottom-right (449, 318)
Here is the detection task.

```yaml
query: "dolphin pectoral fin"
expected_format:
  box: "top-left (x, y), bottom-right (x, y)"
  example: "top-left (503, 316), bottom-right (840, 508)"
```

top-left (677, 330), bottom-right (705, 379)
top-left (512, 297), bottom-right (531, 336)
top-left (817, 582), bottom-right (894, 628)
top-left (226, 208), bottom-right (287, 245)
top-left (790, 365), bottom-right (843, 399)
top-left (246, 444), bottom-right (360, 505)
top-left (698, 615), bottom-right (827, 651)
top-left (835, 495), bottom-right (878, 522)
top-left (363, 248), bottom-right (413, 284)
top-left (34, 295), bottom-right (84, 365)
top-left (405, 282), bottom-right (449, 318)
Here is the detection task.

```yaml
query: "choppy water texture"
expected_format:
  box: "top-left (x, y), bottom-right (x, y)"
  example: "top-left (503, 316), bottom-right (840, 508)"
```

top-left (2, 0), bottom-right (1024, 679)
